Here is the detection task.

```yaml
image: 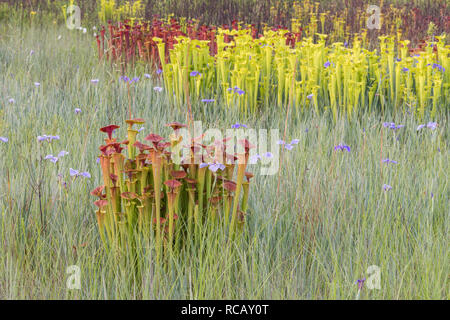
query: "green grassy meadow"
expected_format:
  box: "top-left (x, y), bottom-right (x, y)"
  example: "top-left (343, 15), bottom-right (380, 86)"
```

top-left (0, 19), bottom-right (448, 299)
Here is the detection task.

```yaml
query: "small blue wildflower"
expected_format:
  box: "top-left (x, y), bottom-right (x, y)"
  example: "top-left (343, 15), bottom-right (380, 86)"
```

top-left (383, 184), bottom-right (392, 191)
top-left (156, 69), bottom-right (162, 75)
top-left (38, 135), bottom-right (60, 143)
top-left (144, 73), bottom-right (151, 79)
top-left (382, 158), bottom-right (398, 164)
top-left (208, 163), bottom-right (226, 172)
top-left (190, 71), bottom-right (201, 77)
top-left (383, 122), bottom-right (404, 130)
top-left (356, 278), bottom-right (366, 290)
top-left (334, 144), bottom-right (351, 152)
top-left (232, 123), bottom-right (247, 129)
top-left (263, 152), bottom-right (273, 158)
top-left (401, 67), bottom-right (409, 72)
top-left (70, 168), bottom-right (90, 178)
top-left (432, 63), bottom-right (445, 72)
top-left (201, 99), bottom-right (215, 103)
top-left (249, 154), bottom-right (262, 164)
top-left (91, 79), bottom-right (99, 84)
top-left (307, 94), bottom-right (313, 100)
top-left (8, 98), bottom-right (15, 104)
top-left (153, 86), bottom-right (163, 92)
top-left (427, 122), bottom-right (437, 130)
top-left (285, 144), bottom-right (293, 150)
top-left (45, 155), bottom-right (59, 163)
top-left (75, 108), bottom-right (81, 114)
top-left (34, 82), bottom-right (40, 87)
top-left (416, 124), bottom-right (426, 131)
top-left (0, 137), bottom-right (8, 143)
top-left (119, 75), bottom-right (130, 82)
top-left (324, 61), bottom-right (331, 68)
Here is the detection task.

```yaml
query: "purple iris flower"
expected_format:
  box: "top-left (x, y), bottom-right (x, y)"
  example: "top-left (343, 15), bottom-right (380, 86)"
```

top-left (290, 139), bottom-right (299, 145)
top-left (416, 124), bottom-right (426, 131)
top-left (228, 86), bottom-right (245, 95)
top-left (382, 158), bottom-right (398, 164)
top-left (432, 63), bottom-right (445, 72)
top-left (231, 123), bottom-right (247, 129)
top-left (383, 184), bottom-right (392, 191)
top-left (37, 135), bottom-right (60, 143)
top-left (45, 155), bottom-right (59, 163)
top-left (276, 140), bottom-right (285, 145)
top-left (156, 69), bottom-right (163, 75)
top-left (383, 122), bottom-right (404, 130)
top-left (96, 157), bottom-right (100, 164)
top-left (201, 99), bottom-right (215, 103)
top-left (153, 87), bottom-right (163, 92)
top-left (401, 67), bottom-right (409, 72)
top-left (190, 71), bottom-right (201, 77)
top-left (8, 98), bottom-right (15, 104)
top-left (200, 162), bottom-right (225, 172)
top-left (119, 75), bottom-right (130, 82)
top-left (74, 108), bottom-right (81, 114)
top-left (58, 151), bottom-right (69, 157)
top-left (263, 152), bottom-right (273, 158)
top-left (34, 82), bottom-right (40, 87)
top-left (70, 168), bottom-right (91, 178)
top-left (129, 77), bottom-right (139, 84)
top-left (249, 154), bottom-right (262, 164)
top-left (91, 79), bottom-right (99, 84)
top-left (324, 61), bottom-right (331, 68)
top-left (285, 144), bottom-right (293, 150)
top-left (307, 94), bottom-right (313, 100)
top-left (334, 144), bottom-right (351, 152)
top-left (356, 278), bottom-right (366, 290)
top-left (0, 137), bottom-right (8, 143)
top-left (144, 73), bottom-right (151, 79)
top-left (427, 122), bottom-right (437, 130)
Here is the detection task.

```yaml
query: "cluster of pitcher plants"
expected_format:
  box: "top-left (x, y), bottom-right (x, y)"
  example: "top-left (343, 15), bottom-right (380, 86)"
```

top-left (98, 16), bottom-right (448, 119)
top-left (92, 119), bottom-right (255, 257)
